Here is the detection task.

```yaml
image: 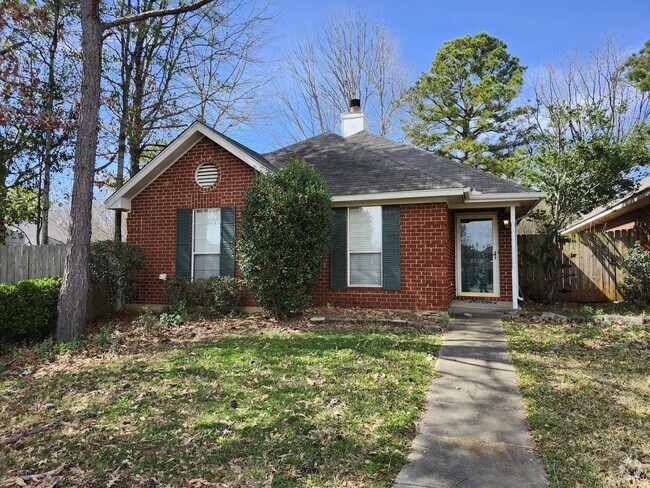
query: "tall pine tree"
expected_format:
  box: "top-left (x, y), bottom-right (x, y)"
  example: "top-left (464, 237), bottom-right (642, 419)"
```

top-left (403, 32), bottom-right (527, 178)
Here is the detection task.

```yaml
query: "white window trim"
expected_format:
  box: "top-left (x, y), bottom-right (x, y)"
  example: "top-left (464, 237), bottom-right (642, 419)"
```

top-left (455, 212), bottom-right (500, 298)
top-left (191, 208), bottom-right (221, 279)
top-left (347, 206), bottom-right (383, 288)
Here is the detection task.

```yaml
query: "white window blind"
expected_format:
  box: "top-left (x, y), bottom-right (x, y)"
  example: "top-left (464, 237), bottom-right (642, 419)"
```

top-left (348, 206), bottom-right (382, 286)
top-left (193, 209), bottom-right (221, 279)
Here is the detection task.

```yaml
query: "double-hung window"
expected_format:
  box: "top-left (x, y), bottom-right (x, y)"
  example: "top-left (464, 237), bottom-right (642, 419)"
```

top-left (193, 208), bottom-right (221, 279)
top-left (348, 206), bottom-right (382, 286)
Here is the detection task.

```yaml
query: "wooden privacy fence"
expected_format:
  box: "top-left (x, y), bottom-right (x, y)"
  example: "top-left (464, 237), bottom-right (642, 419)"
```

top-left (0, 244), bottom-right (67, 284)
top-left (518, 229), bottom-right (648, 303)
top-left (0, 244), bottom-right (115, 320)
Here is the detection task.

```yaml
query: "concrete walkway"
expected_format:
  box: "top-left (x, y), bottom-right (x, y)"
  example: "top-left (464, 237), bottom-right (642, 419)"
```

top-left (393, 315), bottom-right (548, 488)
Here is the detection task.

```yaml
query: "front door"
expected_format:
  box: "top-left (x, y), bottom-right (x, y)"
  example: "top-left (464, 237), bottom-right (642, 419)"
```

top-left (456, 214), bottom-right (499, 297)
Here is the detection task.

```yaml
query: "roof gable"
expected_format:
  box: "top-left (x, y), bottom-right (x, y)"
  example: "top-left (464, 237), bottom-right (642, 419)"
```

top-left (106, 122), bottom-right (543, 212)
top-left (105, 121), bottom-right (275, 210)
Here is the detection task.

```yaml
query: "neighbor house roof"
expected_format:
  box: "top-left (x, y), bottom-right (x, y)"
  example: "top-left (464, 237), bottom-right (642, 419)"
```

top-left (106, 121), bottom-right (543, 211)
top-left (562, 175), bottom-right (650, 234)
top-left (5, 221), bottom-right (68, 245)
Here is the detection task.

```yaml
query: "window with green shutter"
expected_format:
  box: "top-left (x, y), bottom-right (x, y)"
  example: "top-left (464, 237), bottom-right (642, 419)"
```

top-left (348, 206), bottom-right (383, 287)
top-left (331, 205), bottom-right (401, 290)
top-left (176, 208), bottom-right (192, 278)
top-left (330, 208), bottom-right (347, 289)
top-left (177, 207), bottom-right (236, 279)
top-left (382, 205), bottom-right (401, 290)
top-left (193, 208), bottom-right (221, 279)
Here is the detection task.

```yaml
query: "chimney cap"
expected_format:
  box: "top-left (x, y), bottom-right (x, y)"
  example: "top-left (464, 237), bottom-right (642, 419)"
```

top-left (349, 98), bottom-right (361, 110)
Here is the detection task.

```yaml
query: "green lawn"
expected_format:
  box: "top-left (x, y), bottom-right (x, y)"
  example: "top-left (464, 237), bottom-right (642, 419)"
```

top-left (1, 320), bottom-right (441, 486)
top-left (524, 300), bottom-right (649, 317)
top-left (504, 317), bottom-right (650, 487)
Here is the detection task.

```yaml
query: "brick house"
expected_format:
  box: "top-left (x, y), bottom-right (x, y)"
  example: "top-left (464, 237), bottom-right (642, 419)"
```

top-left (563, 175), bottom-right (650, 237)
top-left (106, 101), bottom-right (543, 312)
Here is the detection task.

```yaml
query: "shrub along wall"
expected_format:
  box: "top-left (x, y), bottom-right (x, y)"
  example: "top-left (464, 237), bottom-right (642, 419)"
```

top-left (0, 277), bottom-right (62, 343)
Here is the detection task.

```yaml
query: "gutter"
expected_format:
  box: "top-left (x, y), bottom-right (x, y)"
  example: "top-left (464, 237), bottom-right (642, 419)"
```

top-left (331, 188), bottom-right (544, 205)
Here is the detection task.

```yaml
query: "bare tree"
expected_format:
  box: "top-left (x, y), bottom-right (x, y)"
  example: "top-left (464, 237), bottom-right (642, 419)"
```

top-left (57, 0), bottom-right (214, 342)
top-left (522, 39), bottom-right (650, 303)
top-left (529, 39), bottom-right (650, 145)
top-left (103, 0), bottom-right (271, 242)
top-left (33, 0), bottom-right (78, 245)
top-left (183, 0), bottom-right (272, 129)
top-left (273, 8), bottom-right (412, 143)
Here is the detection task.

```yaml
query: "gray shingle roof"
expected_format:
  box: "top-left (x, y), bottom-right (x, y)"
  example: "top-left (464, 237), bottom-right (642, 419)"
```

top-left (264, 130), bottom-right (533, 196)
top-left (202, 124), bottom-right (278, 172)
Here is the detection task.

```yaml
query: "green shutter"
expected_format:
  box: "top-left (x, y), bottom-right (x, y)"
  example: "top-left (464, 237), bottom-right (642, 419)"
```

top-left (220, 206), bottom-right (236, 277)
top-left (330, 208), bottom-right (347, 289)
top-left (382, 205), bottom-right (401, 290)
top-left (176, 208), bottom-right (192, 278)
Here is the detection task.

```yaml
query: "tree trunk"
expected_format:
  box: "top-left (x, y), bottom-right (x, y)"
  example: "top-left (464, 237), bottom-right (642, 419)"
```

top-left (0, 167), bottom-right (7, 246)
top-left (114, 87), bottom-right (129, 242)
top-left (113, 0), bottom-right (132, 243)
top-left (40, 0), bottom-right (61, 246)
top-left (0, 164), bottom-right (9, 246)
top-left (56, 0), bottom-right (102, 342)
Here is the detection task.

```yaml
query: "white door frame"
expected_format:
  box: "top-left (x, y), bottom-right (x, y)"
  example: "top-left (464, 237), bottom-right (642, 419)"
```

top-left (455, 212), bottom-right (500, 298)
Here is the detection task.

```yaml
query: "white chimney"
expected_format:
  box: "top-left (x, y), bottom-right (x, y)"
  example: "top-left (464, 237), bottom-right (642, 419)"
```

top-left (341, 98), bottom-right (368, 137)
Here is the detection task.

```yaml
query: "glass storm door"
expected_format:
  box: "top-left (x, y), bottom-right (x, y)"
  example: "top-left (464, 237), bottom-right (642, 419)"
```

top-left (457, 216), bottom-right (499, 296)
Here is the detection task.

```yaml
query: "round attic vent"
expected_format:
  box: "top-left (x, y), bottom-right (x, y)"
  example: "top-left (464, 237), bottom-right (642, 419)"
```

top-left (195, 163), bottom-right (219, 188)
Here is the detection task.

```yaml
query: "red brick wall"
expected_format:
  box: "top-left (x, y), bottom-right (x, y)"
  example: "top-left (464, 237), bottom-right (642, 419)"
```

top-left (591, 205), bottom-right (650, 235)
top-left (127, 137), bottom-right (256, 304)
top-left (311, 203), bottom-right (455, 311)
top-left (497, 216), bottom-right (513, 302)
top-left (126, 135), bottom-right (515, 309)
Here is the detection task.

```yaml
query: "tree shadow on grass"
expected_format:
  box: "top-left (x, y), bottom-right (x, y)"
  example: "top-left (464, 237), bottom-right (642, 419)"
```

top-left (506, 322), bottom-right (650, 487)
top-left (0, 328), bottom-right (440, 486)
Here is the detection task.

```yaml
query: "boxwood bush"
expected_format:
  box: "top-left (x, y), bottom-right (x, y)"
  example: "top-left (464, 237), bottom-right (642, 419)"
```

top-left (164, 276), bottom-right (247, 317)
top-left (239, 159), bottom-right (333, 318)
top-left (0, 277), bottom-right (62, 343)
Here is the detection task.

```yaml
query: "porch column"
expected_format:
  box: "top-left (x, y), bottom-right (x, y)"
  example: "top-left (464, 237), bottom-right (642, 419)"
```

top-left (511, 205), bottom-right (519, 310)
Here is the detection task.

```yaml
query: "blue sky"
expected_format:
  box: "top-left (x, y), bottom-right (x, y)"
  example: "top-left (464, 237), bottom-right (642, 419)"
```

top-left (232, 0), bottom-right (649, 152)
top-left (84, 0), bottom-right (649, 201)
top-left (274, 0), bottom-right (649, 76)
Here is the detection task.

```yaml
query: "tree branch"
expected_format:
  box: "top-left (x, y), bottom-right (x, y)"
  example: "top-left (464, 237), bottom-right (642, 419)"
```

top-left (102, 0), bottom-right (214, 30)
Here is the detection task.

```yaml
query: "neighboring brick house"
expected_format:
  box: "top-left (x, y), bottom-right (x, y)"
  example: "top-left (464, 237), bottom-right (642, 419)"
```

top-left (563, 176), bottom-right (650, 238)
top-left (106, 101), bottom-right (543, 311)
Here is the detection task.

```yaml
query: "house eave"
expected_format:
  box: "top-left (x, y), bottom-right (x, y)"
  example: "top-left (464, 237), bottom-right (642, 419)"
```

top-left (331, 189), bottom-right (544, 211)
top-left (331, 188), bottom-right (466, 206)
top-left (562, 190), bottom-right (650, 235)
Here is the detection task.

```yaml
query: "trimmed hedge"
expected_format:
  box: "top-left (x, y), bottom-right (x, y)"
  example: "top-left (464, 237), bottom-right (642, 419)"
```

top-left (0, 277), bottom-right (62, 343)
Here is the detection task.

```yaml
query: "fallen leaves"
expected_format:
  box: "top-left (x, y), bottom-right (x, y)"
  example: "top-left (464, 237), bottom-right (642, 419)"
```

top-left (0, 464), bottom-right (69, 488)
top-left (0, 309), bottom-right (442, 486)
